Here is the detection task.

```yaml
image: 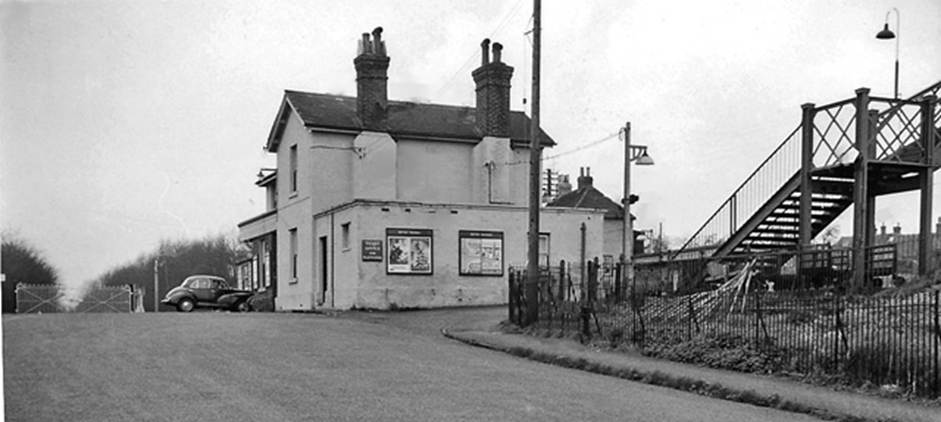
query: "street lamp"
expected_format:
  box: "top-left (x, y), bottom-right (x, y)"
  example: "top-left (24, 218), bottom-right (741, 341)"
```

top-left (875, 8), bottom-right (900, 99)
top-left (621, 122), bottom-right (654, 300)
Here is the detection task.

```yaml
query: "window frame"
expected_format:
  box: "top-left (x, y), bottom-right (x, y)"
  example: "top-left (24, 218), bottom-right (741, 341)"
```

top-left (289, 144), bottom-right (298, 194)
top-left (289, 228), bottom-right (298, 283)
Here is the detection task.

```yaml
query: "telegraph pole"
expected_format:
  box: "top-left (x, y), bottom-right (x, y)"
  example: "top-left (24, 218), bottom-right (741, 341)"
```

top-left (622, 122), bottom-right (633, 297)
top-left (525, 0), bottom-right (542, 326)
top-left (153, 257), bottom-right (159, 312)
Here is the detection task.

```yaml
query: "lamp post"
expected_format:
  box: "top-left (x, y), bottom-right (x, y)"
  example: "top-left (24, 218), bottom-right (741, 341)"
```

top-left (876, 8), bottom-right (900, 99)
top-left (621, 122), bottom-right (654, 299)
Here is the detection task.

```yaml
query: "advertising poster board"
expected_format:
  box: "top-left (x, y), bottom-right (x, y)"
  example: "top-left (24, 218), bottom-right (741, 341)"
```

top-left (459, 230), bottom-right (504, 276)
top-left (386, 228), bottom-right (433, 274)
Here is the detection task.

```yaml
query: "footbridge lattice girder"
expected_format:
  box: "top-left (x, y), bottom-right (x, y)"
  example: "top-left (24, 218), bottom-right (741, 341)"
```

top-left (666, 81), bottom-right (940, 282)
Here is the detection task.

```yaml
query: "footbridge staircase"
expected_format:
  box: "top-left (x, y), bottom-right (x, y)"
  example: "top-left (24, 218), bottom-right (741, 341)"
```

top-left (664, 81), bottom-right (941, 286)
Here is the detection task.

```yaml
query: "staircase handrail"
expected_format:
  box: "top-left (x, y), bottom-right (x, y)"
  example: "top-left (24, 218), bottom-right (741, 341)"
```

top-left (672, 125), bottom-right (801, 258)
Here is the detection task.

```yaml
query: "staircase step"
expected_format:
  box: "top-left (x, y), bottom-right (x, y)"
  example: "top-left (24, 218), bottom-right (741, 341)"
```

top-left (778, 200), bottom-right (850, 209)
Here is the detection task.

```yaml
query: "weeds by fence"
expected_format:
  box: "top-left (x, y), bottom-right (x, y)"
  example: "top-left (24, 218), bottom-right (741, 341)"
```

top-left (509, 251), bottom-right (941, 398)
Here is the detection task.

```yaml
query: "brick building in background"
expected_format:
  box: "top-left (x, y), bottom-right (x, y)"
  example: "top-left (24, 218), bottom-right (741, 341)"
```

top-left (238, 28), bottom-right (605, 311)
top-left (548, 167), bottom-right (647, 265)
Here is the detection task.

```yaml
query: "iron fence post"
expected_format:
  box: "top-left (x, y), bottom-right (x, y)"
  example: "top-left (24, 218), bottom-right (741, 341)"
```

top-left (508, 270), bottom-right (515, 323)
top-left (754, 291), bottom-right (761, 348)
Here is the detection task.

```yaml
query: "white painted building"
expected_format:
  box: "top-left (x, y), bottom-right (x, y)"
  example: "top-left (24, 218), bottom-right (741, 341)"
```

top-left (238, 28), bottom-right (605, 311)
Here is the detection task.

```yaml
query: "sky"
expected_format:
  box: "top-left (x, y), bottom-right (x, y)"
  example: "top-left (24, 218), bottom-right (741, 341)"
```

top-left (1, 0), bottom-right (939, 291)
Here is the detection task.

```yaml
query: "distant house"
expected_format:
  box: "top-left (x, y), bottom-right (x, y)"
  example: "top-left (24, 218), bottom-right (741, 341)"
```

top-left (835, 220), bottom-right (941, 274)
top-left (548, 167), bottom-right (646, 264)
top-left (237, 28), bottom-right (605, 311)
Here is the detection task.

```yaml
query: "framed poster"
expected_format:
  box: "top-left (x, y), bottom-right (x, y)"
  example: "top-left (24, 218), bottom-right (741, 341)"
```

top-left (459, 230), bottom-right (504, 276)
top-left (386, 228), bottom-right (433, 275)
top-left (361, 239), bottom-right (383, 262)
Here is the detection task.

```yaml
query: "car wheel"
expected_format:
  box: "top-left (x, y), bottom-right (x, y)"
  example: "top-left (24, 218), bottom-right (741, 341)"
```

top-left (177, 298), bottom-right (195, 313)
top-left (235, 300), bottom-right (252, 313)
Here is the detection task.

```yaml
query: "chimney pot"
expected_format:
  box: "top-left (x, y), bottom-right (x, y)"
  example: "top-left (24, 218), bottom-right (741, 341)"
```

top-left (360, 33), bottom-right (371, 54)
top-left (880, 224), bottom-right (886, 236)
top-left (481, 39), bottom-right (491, 65)
top-left (371, 27), bottom-right (385, 56)
top-left (893, 223), bottom-right (901, 235)
top-left (492, 42), bottom-right (503, 63)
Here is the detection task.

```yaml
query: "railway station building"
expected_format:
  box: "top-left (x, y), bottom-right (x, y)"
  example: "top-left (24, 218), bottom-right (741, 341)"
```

top-left (237, 28), bottom-right (605, 311)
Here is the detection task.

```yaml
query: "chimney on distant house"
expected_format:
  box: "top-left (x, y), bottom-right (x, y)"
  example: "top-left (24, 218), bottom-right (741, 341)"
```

top-left (936, 217), bottom-right (941, 234)
top-left (893, 223), bottom-right (902, 235)
top-left (880, 223), bottom-right (886, 236)
top-left (577, 167), bottom-right (594, 189)
top-left (557, 174), bottom-right (572, 197)
top-left (472, 39), bottom-right (514, 137)
top-left (355, 27), bottom-right (390, 130)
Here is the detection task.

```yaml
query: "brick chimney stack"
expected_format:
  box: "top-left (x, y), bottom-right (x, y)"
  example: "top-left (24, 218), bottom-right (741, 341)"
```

top-left (577, 167), bottom-right (594, 189)
top-left (893, 223), bottom-right (902, 235)
top-left (472, 39), bottom-right (514, 137)
top-left (355, 27), bottom-right (390, 131)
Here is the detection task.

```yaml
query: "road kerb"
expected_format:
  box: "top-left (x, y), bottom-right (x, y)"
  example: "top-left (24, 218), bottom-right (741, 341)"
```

top-left (441, 328), bottom-right (915, 422)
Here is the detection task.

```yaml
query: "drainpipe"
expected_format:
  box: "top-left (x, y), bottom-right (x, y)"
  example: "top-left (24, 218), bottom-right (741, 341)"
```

top-left (330, 213), bottom-right (335, 307)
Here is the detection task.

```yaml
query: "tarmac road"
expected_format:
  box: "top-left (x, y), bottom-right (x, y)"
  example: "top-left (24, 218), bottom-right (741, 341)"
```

top-left (3, 310), bottom-right (820, 421)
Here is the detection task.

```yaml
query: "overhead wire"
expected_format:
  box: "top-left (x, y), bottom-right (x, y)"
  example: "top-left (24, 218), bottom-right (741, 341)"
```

top-left (431, 0), bottom-right (527, 100)
top-left (501, 130), bottom-right (622, 166)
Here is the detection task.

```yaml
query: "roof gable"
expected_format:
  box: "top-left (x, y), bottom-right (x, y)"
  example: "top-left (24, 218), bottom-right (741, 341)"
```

top-left (266, 91), bottom-right (556, 151)
top-left (549, 186), bottom-right (626, 220)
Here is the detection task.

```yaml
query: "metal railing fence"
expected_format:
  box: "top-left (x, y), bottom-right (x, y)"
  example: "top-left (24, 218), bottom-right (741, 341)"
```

top-left (508, 245), bottom-right (941, 398)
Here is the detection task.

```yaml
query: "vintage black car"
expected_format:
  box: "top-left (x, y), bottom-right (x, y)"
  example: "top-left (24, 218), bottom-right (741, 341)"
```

top-left (161, 275), bottom-right (253, 312)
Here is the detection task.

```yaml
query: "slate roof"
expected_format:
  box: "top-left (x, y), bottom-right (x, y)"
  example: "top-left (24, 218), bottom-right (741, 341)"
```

top-left (266, 91), bottom-right (556, 151)
top-left (548, 184), bottom-right (628, 221)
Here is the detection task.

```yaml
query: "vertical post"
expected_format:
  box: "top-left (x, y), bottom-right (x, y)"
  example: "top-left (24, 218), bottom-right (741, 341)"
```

top-left (580, 222), bottom-right (587, 297)
top-left (508, 270), bottom-right (515, 323)
top-left (800, 103), bottom-right (816, 285)
top-left (852, 88), bottom-right (872, 288)
top-left (622, 122), bottom-right (634, 306)
top-left (614, 260), bottom-right (622, 302)
top-left (931, 290), bottom-right (941, 394)
top-left (525, 0), bottom-right (542, 327)
top-left (153, 258), bottom-right (159, 313)
top-left (918, 95), bottom-right (936, 275)
top-left (588, 258), bottom-right (597, 304)
top-left (545, 168), bottom-right (553, 201)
